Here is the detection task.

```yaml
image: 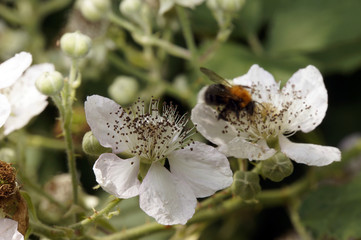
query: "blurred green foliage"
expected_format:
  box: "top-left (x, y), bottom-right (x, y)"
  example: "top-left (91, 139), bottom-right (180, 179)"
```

top-left (1, 0), bottom-right (361, 239)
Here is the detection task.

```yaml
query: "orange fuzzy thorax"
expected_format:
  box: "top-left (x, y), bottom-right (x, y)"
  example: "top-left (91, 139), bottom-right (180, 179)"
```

top-left (229, 86), bottom-right (252, 107)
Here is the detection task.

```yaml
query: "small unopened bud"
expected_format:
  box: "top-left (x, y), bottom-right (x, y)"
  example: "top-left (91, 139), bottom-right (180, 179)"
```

top-left (0, 148), bottom-right (16, 164)
top-left (35, 71), bottom-right (64, 96)
top-left (207, 0), bottom-right (245, 13)
top-left (78, 0), bottom-right (110, 22)
top-left (60, 31), bottom-right (92, 59)
top-left (108, 76), bottom-right (139, 105)
top-left (120, 0), bottom-right (151, 27)
top-left (232, 171), bottom-right (261, 200)
top-left (82, 131), bottom-right (111, 156)
top-left (260, 152), bottom-right (294, 182)
top-left (120, 0), bottom-right (142, 15)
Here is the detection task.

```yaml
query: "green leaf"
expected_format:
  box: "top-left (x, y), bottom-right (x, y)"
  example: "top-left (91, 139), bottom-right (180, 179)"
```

top-left (299, 173), bottom-right (361, 240)
top-left (266, 0), bottom-right (361, 54)
top-left (20, 190), bottom-right (39, 222)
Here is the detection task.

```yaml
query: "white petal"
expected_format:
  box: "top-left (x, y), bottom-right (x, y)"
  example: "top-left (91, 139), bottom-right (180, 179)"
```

top-left (0, 52), bottom-right (32, 89)
top-left (279, 135), bottom-right (341, 166)
top-left (233, 64), bottom-right (281, 104)
top-left (3, 63), bottom-right (53, 135)
top-left (84, 95), bottom-right (129, 153)
top-left (0, 218), bottom-right (24, 240)
top-left (281, 65), bottom-right (327, 133)
top-left (168, 141), bottom-right (233, 198)
top-left (139, 162), bottom-right (197, 225)
top-left (93, 153), bottom-right (140, 198)
top-left (218, 138), bottom-right (277, 160)
top-left (159, 0), bottom-right (174, 15)
top-left (0, 94), bottom-right (10, 128)
top-left (191, 101), bottom-right (238, 146)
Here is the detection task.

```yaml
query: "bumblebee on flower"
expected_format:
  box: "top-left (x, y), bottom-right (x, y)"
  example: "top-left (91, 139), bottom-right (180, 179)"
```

top-left (192, 65), bottom-right (341, 167)
top-left (84, 95), bottom-right (233, 225)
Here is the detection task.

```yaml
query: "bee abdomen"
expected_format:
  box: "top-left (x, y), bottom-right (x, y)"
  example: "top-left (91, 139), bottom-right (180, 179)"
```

top-left (204, 84), bottom-right (228, 105)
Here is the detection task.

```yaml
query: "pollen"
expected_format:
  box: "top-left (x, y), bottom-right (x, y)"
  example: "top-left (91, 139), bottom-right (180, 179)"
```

top-left (220, 82), bottom-right (309, 142)
top-left (105, 99), bottom-right (193, 162)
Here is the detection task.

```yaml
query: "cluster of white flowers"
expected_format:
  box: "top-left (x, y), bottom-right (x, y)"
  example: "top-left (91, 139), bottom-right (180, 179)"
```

top-left (0, 52), bottom-right (52, 239)
top-left (0, 52), bottom-right (53, 136)
top-left (85, 64), bottom-right (341, 225)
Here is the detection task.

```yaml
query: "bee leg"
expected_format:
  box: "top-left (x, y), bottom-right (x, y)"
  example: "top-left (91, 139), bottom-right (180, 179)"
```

top-left (246, 101), bottom-right (255, 115)
top-left (218, 108), bottom-right (228, 121)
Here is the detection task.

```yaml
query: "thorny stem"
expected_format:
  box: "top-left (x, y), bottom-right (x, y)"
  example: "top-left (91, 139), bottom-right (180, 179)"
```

top-left (66, 61), bottom-right (79, 207)
top-left (57, 60), bottom-right (79, 216)
top-left (70, 198), bottom-right (122, 229)
top-left (30, 221), bottom-right (71, 240)
top-left (97, 175), bottom-right (312, 240)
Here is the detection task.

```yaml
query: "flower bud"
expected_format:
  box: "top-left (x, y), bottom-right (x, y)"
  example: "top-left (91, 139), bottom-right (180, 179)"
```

top-left (0, 148), bottom-right (16, 163)
top-left (120, 0), bottom-right (142, 15)
top-left (232, 171), bottom-right (261, 200)
top-left (35, 71), bottom-right (64, 96)
top-left (78, 0), bottom-right (110, 22)
top-left (82, 131), bottom-right (111, 156)
top-left (120, 0), bottom-right (151, 28)
top-left (60, 31), bottom-right (92, 59)
top-left (108, 76), bottom-right (139, 105)
top-left (207, 0), bottom-right (245, 13)
top-left (0, 160), bottom-right (28, 235)
top-left (260, 152), bottom-right (294, 182)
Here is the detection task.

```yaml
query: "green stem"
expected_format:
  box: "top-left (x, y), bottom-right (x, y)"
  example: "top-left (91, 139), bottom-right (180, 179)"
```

top-left (38, 0), bottom-right (74, 16)
top-left (0, 4), bottom-right (22, 24)
top-left (247, 33), bottom-right (263, 56)
top-left (176, 6), bottom-right (198, 66)
top-left (70, 198), bottom-right (121, 230)
top-left (26, 134), bottom-right (66, 150)
top-left (63, 61), bottom-right (79, 207)
top-left (141, 35), bottom-right (191, 60)
top-left (288, 199), bottom-right (312, 240)
top-left (238, 158), bottom-right (248, 171)
top-left (107, 12), bottom-right (191, 60)
top-left (197, 188), bottom-right (232, 211)
top-left (96, 222), bottom-right (171, 240)
top-left (100, 175), bottom-right (312, 239)
top-left (107, 53), bottom-right (151, 83)
top-left (30, 221), bottom-right (70, 239)
top-left (107, 11), bottom-right (138, 33)
top-left (199, 13), bottom-right (232, 64)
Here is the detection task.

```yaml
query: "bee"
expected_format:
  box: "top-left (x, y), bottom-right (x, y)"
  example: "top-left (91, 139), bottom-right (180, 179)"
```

top-left (200, 67), bottom-right (255, 121)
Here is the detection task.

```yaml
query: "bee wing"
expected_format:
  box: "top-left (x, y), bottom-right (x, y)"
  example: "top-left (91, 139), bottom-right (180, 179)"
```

top-left (200, 67), bottom-right (232, 87)
top-left (206, 83), bottom-right (237, 100)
